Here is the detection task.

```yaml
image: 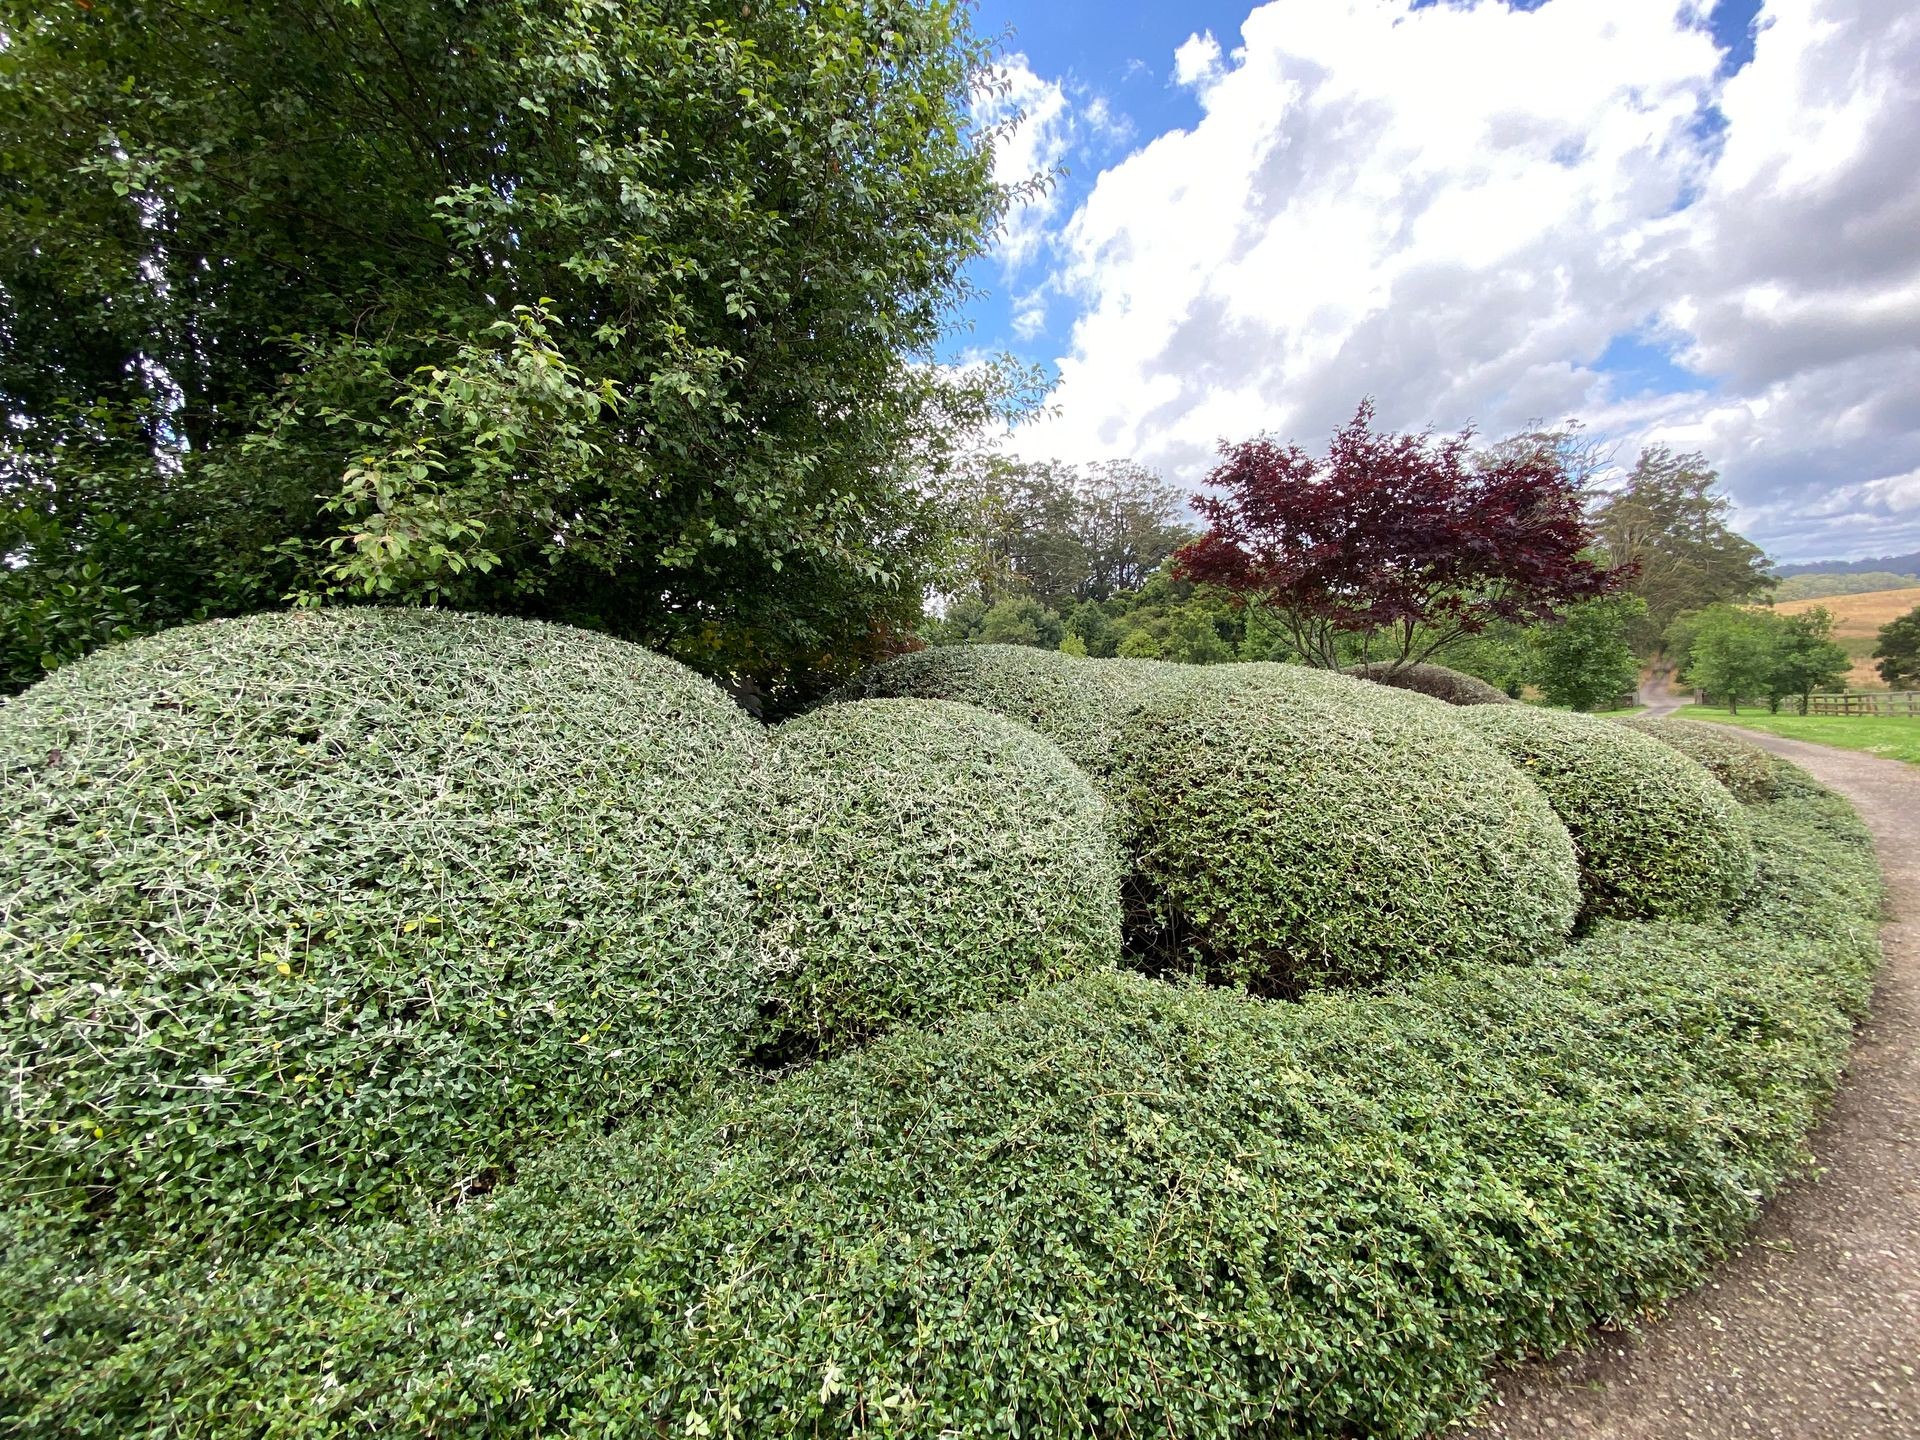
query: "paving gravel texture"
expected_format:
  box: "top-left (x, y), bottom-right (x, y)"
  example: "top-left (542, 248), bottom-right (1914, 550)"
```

top-left (1449, 721), bottom-right (1920, 1440)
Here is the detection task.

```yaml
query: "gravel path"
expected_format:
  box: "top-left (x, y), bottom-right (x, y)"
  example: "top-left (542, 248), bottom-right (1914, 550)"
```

top-left (1452, 732), bottom-right (1920, 1439)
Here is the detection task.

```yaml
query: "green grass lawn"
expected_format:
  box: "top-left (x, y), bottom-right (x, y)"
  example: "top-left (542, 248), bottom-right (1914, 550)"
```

top-left (1684, 706), bottom-right (1920, 766)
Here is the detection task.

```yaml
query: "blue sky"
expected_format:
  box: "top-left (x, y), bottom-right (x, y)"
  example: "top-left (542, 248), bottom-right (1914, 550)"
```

top-left (944, 0), bottom-right (1920, 562)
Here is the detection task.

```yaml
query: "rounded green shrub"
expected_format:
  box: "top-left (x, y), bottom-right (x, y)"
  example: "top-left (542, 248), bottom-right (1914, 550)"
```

top-left (832, 644), bottom-right (1114, 768)
top-left (0, 609), bottom-right (767, 1239)
top-left (753, 699), bottom-right (1121, 1060)
top-left (1616, 714), bottom-right (1778, 803)
top-left (1456, 705), bottom-right (1756, 920)
top-left (1110, 665), bottom-right (1580, 990)
top-left (1345, 660), bottom-right (1511, 706)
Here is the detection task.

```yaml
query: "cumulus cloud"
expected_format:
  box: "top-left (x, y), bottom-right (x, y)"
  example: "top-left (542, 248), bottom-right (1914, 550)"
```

top-left (1007, 0), bottom-right (1920, 559)
top-left (1172, 30), bottom-right (1226, 90)
top-left (974, 54), bottom-right (1075, 272)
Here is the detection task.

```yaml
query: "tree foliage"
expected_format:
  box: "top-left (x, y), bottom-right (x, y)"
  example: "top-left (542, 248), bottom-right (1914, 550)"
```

top-left (1672, 604), bottom-right (1851, 712)
top-left (1590, 447), bottom-right (1774, 652)
top-left (1873, 605), bottom-right (1920, 688)
top-left (1174, 402), bottom-right (1621, 671)
top-left (0, 0), bottom-right (1009, 696)
top-left (1528, 595), bottom-right (1647, 711)
top-left (944, 455), bottom-right (1193, 613)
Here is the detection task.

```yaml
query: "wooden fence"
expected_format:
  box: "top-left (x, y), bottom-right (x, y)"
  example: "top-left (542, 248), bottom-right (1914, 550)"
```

top-left (1786, 691), bottom-right (1920, 717)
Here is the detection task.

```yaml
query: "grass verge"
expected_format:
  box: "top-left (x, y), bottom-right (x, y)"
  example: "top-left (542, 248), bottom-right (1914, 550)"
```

top-left (1685, 706), bottom-right (1920, 766)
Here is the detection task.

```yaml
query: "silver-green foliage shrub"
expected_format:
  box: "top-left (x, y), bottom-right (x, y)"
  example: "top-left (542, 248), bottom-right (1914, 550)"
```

top-left (0, 610), bottom-right (766, 1238)
top-left (1458, 705), bottom-right (1756, 920)
top-left (753, 699), bottom-right (1121, 1059)
top-left (6, 770), bottom-right (1879, 1439)
top-left (1345, 660), bottom-right (1511, 706)
top-left (1111, 665), bottom-right (1580, 990)
top-left (831, 644), bottom-right (1115, 769)
top-left (1616, 715), bottom-right (1778, 803)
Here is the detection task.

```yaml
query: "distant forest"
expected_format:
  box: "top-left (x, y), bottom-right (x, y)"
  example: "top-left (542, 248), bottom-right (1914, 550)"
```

top-left (1773, 549), bottom-right (1920, 579)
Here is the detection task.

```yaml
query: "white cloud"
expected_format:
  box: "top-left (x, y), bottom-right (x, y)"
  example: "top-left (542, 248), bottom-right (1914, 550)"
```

top-left (974, 55), bottom-right (1074, 273)
top-left (1011, 289), bottom-right (1049, 341)
top-left (1172, 30), bottom-right (1226, 90)
top-left (1007, 0), bottom-right (1920, 560)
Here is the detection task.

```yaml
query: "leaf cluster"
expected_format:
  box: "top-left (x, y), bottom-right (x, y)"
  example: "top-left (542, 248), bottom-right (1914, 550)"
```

top-left (1174, 401), bottom-right (1622, 670)
top-left (1614, 715), bottom-right (1779, 804)
top-left (1109, 665), bottom-right (1580, 991)
top-left (1344, 660), bottom-right (1512, 706)
top-left (1872, 604), bottom-right (1920, 688)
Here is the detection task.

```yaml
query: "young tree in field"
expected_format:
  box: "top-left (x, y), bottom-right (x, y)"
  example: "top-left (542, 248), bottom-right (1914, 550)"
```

top-left (1769, 608), bottom-right (1852, 710)
top-left (1529, 595), bottom-right (1648, 711)
top-left (0, 0), bottom-right (1008, 696)
top-left (1875, 605), bottom-right (1920, 687)
top-left (1589, 447), bottom-right (1773, 652)
top-left (1677, 605), bottom-right (1777, 712)
top-left (1173, 402), bottom-right (1622, 672)
top-left (1674, 604), bottom-right (1848, 712)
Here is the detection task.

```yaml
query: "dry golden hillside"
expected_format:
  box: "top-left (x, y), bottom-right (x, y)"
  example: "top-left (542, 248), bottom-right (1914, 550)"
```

top-left (1772, 585), bottom-right (1920, 688)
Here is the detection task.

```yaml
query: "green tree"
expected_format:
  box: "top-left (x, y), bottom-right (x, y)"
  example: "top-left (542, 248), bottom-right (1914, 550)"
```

top-left (977, 596), bottom-right (1065, 649)
top-left (1676, 605), bottom-right (1777, 712)
top-left (1768, 607), bottom-right (1851, 710)
top-left (1875, 605), bottom-right (1920, 687)
top-left (1529, 595), bottom-right (1647, 711)
top-left (0, 0), bottom-right (1008, 696)
top-left (1590, 447), bottom-right (1774, 653)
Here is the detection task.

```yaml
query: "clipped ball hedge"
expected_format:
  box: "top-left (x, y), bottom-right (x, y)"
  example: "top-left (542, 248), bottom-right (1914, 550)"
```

top-left (0, 610), bottom-right (767, 1239)
top-left (1616, 714), bottom-right (1778, 803)
top-left (752, 699), bottom-right (1121, 1060)
top-left (1345, 660), bottom-right (1511, 706)
top-left (7, 772), bottom-right (1881, 1440)
top-left (1109, 665), bottom-right (1580, 990)
top-left (831, 644), bottom-right (1115, 769)
top-left (1457, 705), bottom-right (1756, 920)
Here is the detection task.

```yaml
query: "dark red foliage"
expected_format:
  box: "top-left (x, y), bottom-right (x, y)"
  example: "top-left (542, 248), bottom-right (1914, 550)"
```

top-left (1174, 401), bottom-right (1625, 669)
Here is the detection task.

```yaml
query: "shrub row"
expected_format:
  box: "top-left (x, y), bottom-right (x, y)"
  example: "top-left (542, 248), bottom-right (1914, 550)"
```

top-left (1616, 714), bottom-right (1779, 803)
top-left (1109, 664), bottom-right (1580, 990)
top-left (1, 768), bottom-right (1881, 1438)
top-left (1457, 704), bottom-right (1758, 921)
top-left (1345, 659), bottom-right (1512, 706)
top-left (0, 615), bottom-right (1118, 1245)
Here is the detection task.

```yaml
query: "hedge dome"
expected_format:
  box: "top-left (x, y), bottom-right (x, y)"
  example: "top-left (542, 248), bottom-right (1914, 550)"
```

top-left (753, 699), bottom-right (1121, 1060)
top-left (1109, 666), bottom-right (1580, 991)
top-left (1457, 705), bottom-right (1756, 921)
top-left (1345, 660), bottom-right (1512, 706)
top-left (833, 645), bottom-right (1114, 769)
top-left (1616, 715), bottom-right (1778, 803)
top-left (0, 610), bottom-right (767, 1239)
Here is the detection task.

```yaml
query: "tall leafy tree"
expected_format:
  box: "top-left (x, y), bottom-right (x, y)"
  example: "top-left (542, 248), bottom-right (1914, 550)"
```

top-left (1589, 447), bottom-right (1774, 653)
top-left (1769, 607), bottom-right (1852, 710)
top-left (1875, 605), bottom-right (1920, 687)
top-left (1528, 595), bottom-right (1647, 711)
top-left (1174, 402), bottom-right (1621, 671)
top-left (0, 0), bottom-right (1008, 696)
top-left (943, 454), bottom-right (1191, 613)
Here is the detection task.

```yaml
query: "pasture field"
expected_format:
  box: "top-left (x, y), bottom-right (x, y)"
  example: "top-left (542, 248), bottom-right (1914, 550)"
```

top-left (1772, 585), bottom-right (1920, 688)
top-left (1688, 706), bottom-right (1920, 767)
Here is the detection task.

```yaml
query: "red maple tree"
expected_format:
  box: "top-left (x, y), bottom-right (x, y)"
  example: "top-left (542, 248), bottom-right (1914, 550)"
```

top-left (1174, 401), bottom-right (1624, 671)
